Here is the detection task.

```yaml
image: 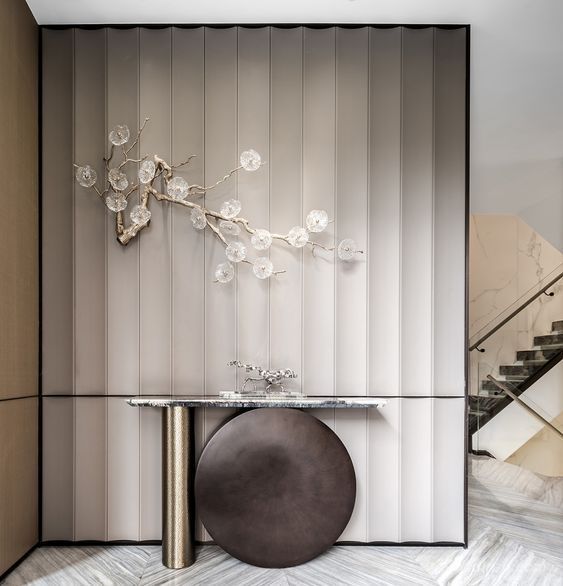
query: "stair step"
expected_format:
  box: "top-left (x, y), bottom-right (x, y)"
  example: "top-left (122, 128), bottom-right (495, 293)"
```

top-left (469, 409), bottom-right (487, 417)
top-left (522, 358), bottom-right (549, 368)
top-left (481, 379), bottom-right (519, 392)
top-left (534, 333), bottom-right (563, 347)
top-left (516, 349), bottom-right (558, 362)
top-left (552, 320), bottom-right (563, 332)
top-left (475, 389), bottom-right (505, 398)
top-left (499, 365), bottom-right (536, 377)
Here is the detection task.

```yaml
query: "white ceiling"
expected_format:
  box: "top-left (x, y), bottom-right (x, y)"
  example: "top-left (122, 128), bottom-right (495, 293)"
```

top-left (26, 0), bottom-right (472, 26)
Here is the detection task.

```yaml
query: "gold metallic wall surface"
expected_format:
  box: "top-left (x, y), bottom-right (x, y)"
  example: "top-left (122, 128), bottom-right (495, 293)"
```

top-left (0, 0), bottom-right (39, 577)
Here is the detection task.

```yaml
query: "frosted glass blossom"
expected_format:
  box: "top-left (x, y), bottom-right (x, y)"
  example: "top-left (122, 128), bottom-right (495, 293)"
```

top-left (215, 262), bottom-right (235, 283)
top-left (337, 238), bottom-right (358, 261)
top-left (105, 192), bottom-right (127, 213)
top-left (225, 241), bottom-right (246, 263)
top-left (191, 208), bottom-right (207, 230)
top-left (130, 205), bottom-right (151, 225)
top-left (240, 149), bottom-right (261, 171)
top-left (253, 257), bottom-right (274, 279)
top-left (287, 226), bottom-right (309, 248)
top-left (109, 124), bottom-right (130, 146)
top-left (167, 176), bottom-right (189, 201)
top-left (75, 165), bottom-right (97, 188)
top-left (219, 220), bottom-right (241, 237)
top-left (108, 168), bottom-right (129, 191)
top-left (220, 199), bottom-right (242, 219)
top-left (251, 229), bottom-right (272, 251)
top-left (306, 209), bottom-right (329, 233)
top-left (138, 159), bottom-right (156, 184)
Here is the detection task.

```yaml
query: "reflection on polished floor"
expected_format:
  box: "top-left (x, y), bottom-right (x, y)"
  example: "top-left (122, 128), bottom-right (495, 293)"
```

top-left (3, 456), bottom-right (562, 586)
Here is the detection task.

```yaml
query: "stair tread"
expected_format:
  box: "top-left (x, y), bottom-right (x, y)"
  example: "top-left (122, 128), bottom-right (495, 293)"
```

top-left (534, 333), bottom-right (563, 346)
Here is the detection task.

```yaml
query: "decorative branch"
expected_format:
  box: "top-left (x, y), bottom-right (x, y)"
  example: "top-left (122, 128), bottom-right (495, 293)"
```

top-left (74, 119), bottom-right (364, 283)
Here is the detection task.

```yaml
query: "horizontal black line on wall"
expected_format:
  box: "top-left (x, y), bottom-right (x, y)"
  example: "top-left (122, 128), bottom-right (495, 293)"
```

top-left (0, 395), bottom-right (39, 403)
top-left (41, 23), bottom-right (470, 31)
top-left (40, 394), bottom-right (467, 399)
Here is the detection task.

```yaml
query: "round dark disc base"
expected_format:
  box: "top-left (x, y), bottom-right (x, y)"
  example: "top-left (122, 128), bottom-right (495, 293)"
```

top-left (195, 408), bottom-right (356, 568)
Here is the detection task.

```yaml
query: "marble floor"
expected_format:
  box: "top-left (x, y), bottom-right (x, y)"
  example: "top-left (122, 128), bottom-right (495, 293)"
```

top-left (3, 456), bottom-right (563, 586)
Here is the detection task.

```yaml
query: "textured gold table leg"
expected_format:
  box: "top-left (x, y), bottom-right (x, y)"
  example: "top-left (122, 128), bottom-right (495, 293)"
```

top-left (162, 406), bottom-right (194, 569)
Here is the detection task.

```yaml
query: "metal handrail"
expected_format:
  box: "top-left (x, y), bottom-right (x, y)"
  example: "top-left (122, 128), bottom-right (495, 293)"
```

top-left (486, 375), bottom-right (563, 440)
top-left (469, 267), bottom-right (563, 352)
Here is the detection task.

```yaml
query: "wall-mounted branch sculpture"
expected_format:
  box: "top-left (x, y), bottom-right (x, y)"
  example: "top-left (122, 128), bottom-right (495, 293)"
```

top-left (74, 119), bottom-right (363, 283)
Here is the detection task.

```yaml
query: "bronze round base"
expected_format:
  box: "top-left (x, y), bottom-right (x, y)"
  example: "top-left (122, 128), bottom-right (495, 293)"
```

top-left (195, 408), bottom-right (356, 568)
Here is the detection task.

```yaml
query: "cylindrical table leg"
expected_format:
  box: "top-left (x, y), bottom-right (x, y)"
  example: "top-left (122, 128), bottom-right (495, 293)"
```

top-left (162, 406), bottom-right (194, 569)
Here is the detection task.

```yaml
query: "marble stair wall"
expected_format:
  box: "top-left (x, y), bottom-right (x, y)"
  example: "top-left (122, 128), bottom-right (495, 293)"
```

top-left (41, 26), bottom-right (467, 545)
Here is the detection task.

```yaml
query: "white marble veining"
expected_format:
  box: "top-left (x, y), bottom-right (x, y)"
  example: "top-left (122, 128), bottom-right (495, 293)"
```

top-left (5, 456), bottom-right (562, 586)
top-left (127, 396), bottom-right (388, 409)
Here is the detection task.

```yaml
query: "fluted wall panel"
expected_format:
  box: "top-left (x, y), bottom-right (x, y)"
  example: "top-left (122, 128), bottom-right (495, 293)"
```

top-left (42, 25), bottom-right (467, 544)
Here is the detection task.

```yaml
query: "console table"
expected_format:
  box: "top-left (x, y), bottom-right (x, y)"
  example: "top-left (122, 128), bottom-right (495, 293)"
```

top-left (127, 395), bottom-right (387, 569)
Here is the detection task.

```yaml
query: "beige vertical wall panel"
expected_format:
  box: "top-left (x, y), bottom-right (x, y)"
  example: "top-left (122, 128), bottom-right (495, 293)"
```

top-left (74, 29), bottom-right (107, 395)
top-left (107, 398), bottom-right (140, 540)
top-left (269, 27), bottom-right (303, 391)
top-left (171, 27), bottom-right (205, 396)
top-left (237, 27), bottom-right (271, 374)
top-left (368, 28), bottom-right (402, 397)
top-left (42, 398), bottom-right (74, 540)
top-left (433, 398), bottom-right (465, 542)
top-left (367, 399), bottom-right (400, 542)
top-left (335, 26), bottom-right (368, 396)
top-left (0, 398), bottom-right (38, 575)
top-left (140, 407), bottom-right (162, 540)
top-left (139, 28), bottom-right (172, 396)
top-left (107, 28), bottom-right (140, 397)
top-left (42, 29), bottom-right (74, 395)
top-left (434, 29), bottom-right (466, 397)
top-left (400, 29), bottom-right (434, 397)
top-left (302, 28), bottom-right (336, 396)
top-left (401, 398), bottom-right (433, 541)
top-left (75, 398), bottom-right (107, 540)
top-left (204, 27), bottom-right (237, 397)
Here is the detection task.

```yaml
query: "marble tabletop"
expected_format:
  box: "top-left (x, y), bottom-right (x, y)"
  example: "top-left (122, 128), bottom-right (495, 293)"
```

top-left (127, 395), bottom-right (387, 409)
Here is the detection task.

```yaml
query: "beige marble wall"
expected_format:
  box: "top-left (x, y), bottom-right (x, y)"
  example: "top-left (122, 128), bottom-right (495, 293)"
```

top-left (469, 214), bottom-right (563, 393)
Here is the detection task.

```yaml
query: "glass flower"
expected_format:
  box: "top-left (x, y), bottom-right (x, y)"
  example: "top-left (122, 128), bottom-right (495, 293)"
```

top-left (251, 229), bottom-right (272, 251)
top-left (253, 257), bottom-right (274, 279)
top-left (105, 192), bottom-right (128, 213)
top-left (287, 226), bottom-right (309, 248)
top-left (191, 208), bottom-right (207, 230)
top-left (219, 220), bottom-right (241, 237)
top-left (130, 205), bottom-right (151, 225)
top-left (108, 168), bottom-right (129, 191)
top-left (167, 176), bottom-right (190, 201)
top-left (306, 209), bottom-right (329, 233)
top-left (215, 262), bottom-right (235, 283)
top-left (138, 159), bottom-right (156, 184)
top-left (220, 199), bottom-right (242, 219)
top-left (338, 238), bottom-right (358, 261)
top-left (240, 149), bottom-right (261, 171)
top-left (75, 165), bottom-right (97, 188)
top-left (225, 241), bottom-right (246, 263)
top-left (109, 124), bottom-right (130, 146)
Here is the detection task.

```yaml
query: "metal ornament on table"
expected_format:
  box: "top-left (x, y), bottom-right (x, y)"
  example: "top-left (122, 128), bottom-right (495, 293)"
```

top-left (221, 361), bottom-right (301, 398)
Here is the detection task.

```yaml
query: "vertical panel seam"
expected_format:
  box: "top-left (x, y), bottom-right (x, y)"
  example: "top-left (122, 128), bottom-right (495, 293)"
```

top-left (365, 26), bottom-right (371, 543)
top-left (333, 26), bottom-right (337, 410)
top-left (398, 26), bottom-right (403, 542)
top-left (268, 26), bottom-right (272, 370)
top-left (300, 26), bottom-right (304, 396)
top-left (137, 26), bottom-right (141, 541)
top-left (170, 27), bottom-right (174, 397)
top-left (104, 27), bottom-right (109, 541)
top-left (71, 28), bottom-right (76, 541)
top-left (235, 26), bottom-right (239, 392)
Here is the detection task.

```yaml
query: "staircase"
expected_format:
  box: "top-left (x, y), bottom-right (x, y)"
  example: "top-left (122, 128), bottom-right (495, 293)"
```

top-left (469, 320), bottom-right (563, 436)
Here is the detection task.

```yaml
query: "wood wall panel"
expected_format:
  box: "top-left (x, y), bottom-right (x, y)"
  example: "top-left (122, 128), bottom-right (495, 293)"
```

top-left (42, 29), bottom-right (74, 395)
top-left (302, 28), bottom-right (336, 396)
top-left (106, 27), bottom-right (140, 397)
top-left (41, 26), bottom-right (467, 545)
top-left (74, 29), bottom-right (107, 395)
top-left (400, 29), bottom-right (434, 397)
top-left (0, 398), bottom-right (38, 575)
